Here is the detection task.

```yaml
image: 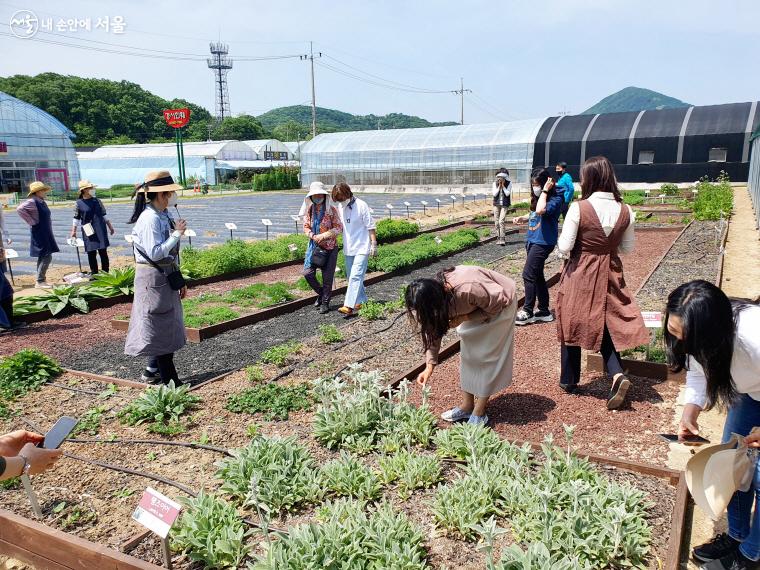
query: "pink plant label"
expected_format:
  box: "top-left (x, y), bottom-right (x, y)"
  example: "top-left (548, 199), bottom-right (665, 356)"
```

top-left (641, 311), bottom-right (663, 328)
top-left (132, 487), bottom-right (181, 538)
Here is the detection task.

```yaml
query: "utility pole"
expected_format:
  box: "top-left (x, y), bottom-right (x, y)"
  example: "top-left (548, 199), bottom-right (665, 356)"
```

top-left (452, 77), bottom-right (472, 125)
top-left (300, 42), bottom-right (322, 139)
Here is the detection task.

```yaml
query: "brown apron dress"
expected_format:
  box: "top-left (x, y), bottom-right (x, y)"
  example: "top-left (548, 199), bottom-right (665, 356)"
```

top-left (556, 200), bottom-right (648, 351)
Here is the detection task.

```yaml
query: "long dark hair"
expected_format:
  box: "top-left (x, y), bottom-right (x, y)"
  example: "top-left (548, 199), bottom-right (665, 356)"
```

top-left (580, 156), bottom-right (623, 202)
top-left (529, 167), bottom-right (553, 212)
top-left (128, 186), bottom-right (163, 224)
top-left (664, 280), bottom-right (758, 409)
top-left (405, 268), bottom-right (455, 352)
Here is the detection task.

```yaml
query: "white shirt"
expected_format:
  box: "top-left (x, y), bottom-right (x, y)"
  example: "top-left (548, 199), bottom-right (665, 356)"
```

top-left (131, 205), bottom-right (181, 263)
top-left (557, 192), bottom-right (635, 256)
top-left (685, 305), bottom-right (760, 408)
top-left (338, 198), bottom-right (376, 257)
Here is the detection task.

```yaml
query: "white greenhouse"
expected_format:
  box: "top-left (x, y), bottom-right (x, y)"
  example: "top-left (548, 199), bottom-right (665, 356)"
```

top-left (300, 119), bottom-right (546, 189)
top-left (78, 140), bottom-right (256, 187)
top-left (0, 91), bottom-right (80, 195)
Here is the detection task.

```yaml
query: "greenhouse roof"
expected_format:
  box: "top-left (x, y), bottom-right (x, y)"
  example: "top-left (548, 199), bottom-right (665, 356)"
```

top-left (87, 140), bottom-right (254, 159)
top-left (243, 139), bottom-right (290, 155)
top-left (302, 118), bottom-right (547, 154)
top-left (0, 91), bottom-right (76, 138)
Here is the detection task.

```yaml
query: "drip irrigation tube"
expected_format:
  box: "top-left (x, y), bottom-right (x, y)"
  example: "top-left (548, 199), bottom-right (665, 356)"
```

top-left (49, 382), bottom-right (130, 399)
top-left (66, 437), bottom-right (232, 456)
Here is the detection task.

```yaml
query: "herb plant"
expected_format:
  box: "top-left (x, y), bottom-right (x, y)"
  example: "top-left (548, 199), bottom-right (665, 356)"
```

top-left (0, 349), bottom-right (62, 402)
top-left (378, 449), bottom-right (442, 499)
top-left (320, 452), bottom-right (382, 501)
top-left (318, 323), bottom-right (344, 344)
top-left (119, 381), bottom-right (200, 432)
top-left (260, 341), bottom-right (302, 367)
top-left (225, 382), bottom-right (312, 420)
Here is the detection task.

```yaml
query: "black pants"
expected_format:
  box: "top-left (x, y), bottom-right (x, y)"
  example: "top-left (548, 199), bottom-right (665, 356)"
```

top-left (560, 201), bottom-right (570, 221)
top-left (87, 248), bottom-right (109, 274)
top-left (0, 296), bottom-right (14, 327)
top-left (303, 246), bottom-right (338, 304)
top-left (522, 242), bottom-right (553, 312)
top-left (560, 326), bottom-right (624, 386)
top-left (147, 354), bottom-right (179, 384)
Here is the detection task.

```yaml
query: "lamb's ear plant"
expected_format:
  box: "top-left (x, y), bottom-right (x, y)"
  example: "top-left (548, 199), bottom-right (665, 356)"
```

top-left (496, 542), bottom-right (578, 570)
top-left (119, 381), bottom-right (200, 432)
top-left (320, 451), bottom-right (382, 501)
top-left (377, 449), bottom-right (442, 499)
top-left (171, 491), bottom-right (250, 570)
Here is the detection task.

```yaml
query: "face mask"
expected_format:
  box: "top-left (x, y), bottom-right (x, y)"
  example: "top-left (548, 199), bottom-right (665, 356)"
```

top-left (167, 193), bottom-right (178, 207)
top-left (532, 186), bottom-right (542, 197)
top-left (90, 190), bottom-right (96, 198)
top-left (312, 196), bottom-right (325, 204)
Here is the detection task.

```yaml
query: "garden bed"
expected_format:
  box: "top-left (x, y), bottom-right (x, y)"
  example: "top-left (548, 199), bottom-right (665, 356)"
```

top-left (0, 367), bottom-right (688, 569)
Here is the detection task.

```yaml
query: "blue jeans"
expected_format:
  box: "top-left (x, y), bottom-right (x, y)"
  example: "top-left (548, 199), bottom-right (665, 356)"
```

top-left (343, 254), bottom-right (369, 308)
top-left (724, 393), bottom-right (760, 561)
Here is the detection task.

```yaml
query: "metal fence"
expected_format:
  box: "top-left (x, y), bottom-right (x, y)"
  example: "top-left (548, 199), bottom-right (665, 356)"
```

top-left (749, 137), bottom-right (760, 229)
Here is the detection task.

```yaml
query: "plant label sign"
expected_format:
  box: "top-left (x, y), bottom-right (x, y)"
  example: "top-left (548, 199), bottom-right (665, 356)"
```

top-left (403, 201), bottom-right (411, 207)
top-left (261, 219), bottom-right (272, 226)
top-left (4, 248), bottom-right (18, 259)
top-left (132, 487), bottom-right (181, 538)
top-left (421, 201), bottom-right (428, 205)
top-left (386, 204), bottom-right (393, 210)
top-left (124, 234), bottom-right (135, 244)
top-left (290, 215), bottom-right (300, 221)
top-left (288, 243), bottom-right (298, 252)
top-left (225, 222), bottom-right (238, 230)
top-left (641, 311), bottom-right (662, 328)
top-left (184, 229), bottom-right (197, 237)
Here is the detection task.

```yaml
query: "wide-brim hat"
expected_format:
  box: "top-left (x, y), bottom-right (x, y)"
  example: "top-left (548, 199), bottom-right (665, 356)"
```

top-left (298, 181), bottom-right (333, 217)
top-left (306, 181), bottom-right (329, 199)
top-left (27, 181), bottom-right (51, 196)
top-left (686, 434), bottom-right (753, 520)
top-left (140, 170), bottom-right (183, 193)
top-left (78, 179), bottom-right (96, 192)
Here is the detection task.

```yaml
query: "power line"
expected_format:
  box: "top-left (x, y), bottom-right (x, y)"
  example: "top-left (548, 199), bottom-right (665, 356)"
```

top-left (323, 54), bottom-right (451, 93)
top-left (316, 60), bottom-right (451, 94)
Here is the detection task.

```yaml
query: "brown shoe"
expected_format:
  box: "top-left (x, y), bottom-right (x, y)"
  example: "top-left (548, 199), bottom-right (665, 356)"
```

top-left (338, 306), bottom-right (352, 315)
top-left (607, 374), bottom-right (631, 410)
top-left (354, 304), bottom-right (363, 310)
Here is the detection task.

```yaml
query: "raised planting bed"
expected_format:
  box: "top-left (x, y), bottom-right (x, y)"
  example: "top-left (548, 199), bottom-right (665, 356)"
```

top-left (0, 365), bottom-right (689, 569)
top-left (111, 228), bottom-right (503, 344)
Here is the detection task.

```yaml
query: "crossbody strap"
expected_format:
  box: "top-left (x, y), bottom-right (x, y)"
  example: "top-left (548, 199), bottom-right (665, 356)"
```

top-left (133, 244), bottom-right (167, 275)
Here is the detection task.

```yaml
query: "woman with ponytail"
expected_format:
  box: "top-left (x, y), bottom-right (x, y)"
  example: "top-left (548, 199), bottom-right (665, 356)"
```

top-left (124, 171), bottom-right (187, 385)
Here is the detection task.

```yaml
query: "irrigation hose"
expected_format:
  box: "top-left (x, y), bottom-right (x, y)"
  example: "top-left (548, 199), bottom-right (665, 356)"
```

top-left (66, 437), bottom-right (233, 456)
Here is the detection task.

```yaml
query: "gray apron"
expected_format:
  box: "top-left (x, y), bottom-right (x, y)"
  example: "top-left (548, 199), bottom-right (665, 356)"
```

top-left (124, 261), bottom-right (186, 357)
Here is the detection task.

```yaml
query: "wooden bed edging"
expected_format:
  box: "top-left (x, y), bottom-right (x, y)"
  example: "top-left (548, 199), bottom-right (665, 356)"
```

top-left (0, 508), bottom-right (162, 570)
top-left (111, 231), bottom-right (512, 343)
top-left (715, 215), bottom-right (731, 288)
top-left (585, 353), bottom-right (684, 382)
top-left (62, 368), bottom-right (147, 389)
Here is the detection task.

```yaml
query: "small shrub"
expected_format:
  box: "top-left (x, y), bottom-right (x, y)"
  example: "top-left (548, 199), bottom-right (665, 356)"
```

top-left (0, 350), bottom-right (62, 402)
top-left (357, 299), bottom-right (386, 321)
top-left (378, 450), bottom-right (442, 499)
top-left (172, 491), bottom-right (250, 569)
top-left (246, 365), bottom-right (265, 383)
top-left (226, 383), bottom-right (312, 420)
top-left (84, 267), bottom-right (135, 297)
top-left (374, 218), bottom-right (419, 242)
top-left (119, 381), bottom-right (200, 430)
top-left (694, 172), bottom-right (733, 221)
top-left (216, 436), bottom-right (322, 512)
top-left (321, 452), bottom-right (382, 501)
top-left (318, 323), bottom-right (344, 344)
top-left (660, 182), bottom-right (680, 196)
top-left (260, 341), bottom-right (302, 367)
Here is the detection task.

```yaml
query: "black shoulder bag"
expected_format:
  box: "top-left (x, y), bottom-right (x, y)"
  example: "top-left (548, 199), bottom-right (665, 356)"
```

top-left (134, 244), bottom-right (186, 291)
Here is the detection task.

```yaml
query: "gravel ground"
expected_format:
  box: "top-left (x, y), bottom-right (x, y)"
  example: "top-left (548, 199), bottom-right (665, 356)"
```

top-left (408, 229), bottom-right (685, 466)
top-left (45, 235), bottom-right (524, 384)
top-left (637, 221), bottom-right (728, 310)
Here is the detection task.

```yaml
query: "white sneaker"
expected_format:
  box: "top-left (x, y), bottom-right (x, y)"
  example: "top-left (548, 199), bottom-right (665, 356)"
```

top-left (36, 282), bottom-right (53, 289)
top-left (441, 407), bottom-right (471, 422)
top-left (467, 414), bottom-right (489, 426)
top-left (515, 309), bottom-right (534, 325)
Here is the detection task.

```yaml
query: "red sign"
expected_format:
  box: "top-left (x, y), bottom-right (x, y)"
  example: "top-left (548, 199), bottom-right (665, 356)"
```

top-left (132, 487), bottom-right (181, 538)
top-left (0, 142), bottom-right (7, 155)
top-left (163, 108), bottom-right (190, 129)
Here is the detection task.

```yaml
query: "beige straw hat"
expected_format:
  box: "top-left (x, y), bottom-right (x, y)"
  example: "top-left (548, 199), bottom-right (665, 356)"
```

top-left (27, 180), bottom-right (51, 197)
top-left (139, 170), bottom-right (183, 193)
top-left (78, 179), bottom-right (96, 191)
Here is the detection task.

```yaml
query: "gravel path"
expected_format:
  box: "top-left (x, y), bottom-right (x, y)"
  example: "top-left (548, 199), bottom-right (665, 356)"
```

top-left (408, 229), bottom-right (684, 466)
top-left (637, 221), bottom-right (728, 310)
top-left (51, 235), bottom-right (525, 384)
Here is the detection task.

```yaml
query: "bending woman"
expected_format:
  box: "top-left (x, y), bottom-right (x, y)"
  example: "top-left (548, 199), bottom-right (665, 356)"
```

top-left (555, 156), bottom-right (648, 409)
top-left (666, 280), bottom-right (760, 570)
top-left (406, 265), bottom-right (517, 425)
top-left (70, 179), bottom-right (115, 275)
top-left (124, 170), bottom-right (187, 385)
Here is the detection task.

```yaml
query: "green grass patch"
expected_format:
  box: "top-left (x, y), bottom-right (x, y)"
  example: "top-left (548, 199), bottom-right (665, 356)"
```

top-left (181, 282), bottom-right (296, 327)
top-left (260, 341), bottom-right (302, 367)
top-left (318, 324), bottom-right (344, 344)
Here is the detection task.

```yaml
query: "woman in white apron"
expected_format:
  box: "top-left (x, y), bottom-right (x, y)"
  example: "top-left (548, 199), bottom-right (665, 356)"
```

top-left (124, 170), bottom-right (187, 384)
top-left (405, 265), bottom-right (517, 425)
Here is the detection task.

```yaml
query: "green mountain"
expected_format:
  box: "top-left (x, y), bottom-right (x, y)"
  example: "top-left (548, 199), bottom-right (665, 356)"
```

top-left (258, 105), bottom-right (458, 140)
top-left (583, 86), bottom-right (690, 115)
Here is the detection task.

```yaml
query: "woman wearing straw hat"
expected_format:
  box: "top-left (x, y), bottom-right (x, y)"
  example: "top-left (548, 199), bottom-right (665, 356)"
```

top-left (16, 181), bottom-right (59, 289)
top-left (299, 181), bottom-right (343, 314)
top-left (124, 171), bottom-right (187, 385)
top-left (69, 180), bottom-right (115, 275)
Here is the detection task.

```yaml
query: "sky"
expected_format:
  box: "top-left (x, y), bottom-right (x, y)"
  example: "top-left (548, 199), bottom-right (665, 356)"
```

top-left (0, 0), bottom-right (758, 125)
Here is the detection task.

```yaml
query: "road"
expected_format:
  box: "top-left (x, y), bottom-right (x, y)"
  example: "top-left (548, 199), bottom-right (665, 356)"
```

top-left (2, 192), bottom-right (492, 275)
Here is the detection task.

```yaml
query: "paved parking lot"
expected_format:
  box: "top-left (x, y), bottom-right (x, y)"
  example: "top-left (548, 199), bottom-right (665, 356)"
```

top-left (2, 192), bottom-right (491, 275)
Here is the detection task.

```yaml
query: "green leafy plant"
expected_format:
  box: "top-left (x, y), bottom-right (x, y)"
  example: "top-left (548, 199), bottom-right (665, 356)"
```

top-left (252, 499), bottom-right (427, 570)
top-left (364, 229), bottom-right (480, 273)
top-left (84, 266), bottom-right (135, 296)
top-left (318, 323), bottom-right (344, 344)
top-left (357, 299), bottom-right (387, 320)
top-left (246, 365), bottom-right (265, 383)
top-left (320, 452), bottom-right (382, 501)
top-left (0, 350), bottom-right (62, 402)
top-left (217, 436), bottom-right (322, 513)
top-left (172, 491), bottom-right (250, 569)
top-left (71, 405), bottom-right (107, 436)
top-left (378, 449), bottom-right (442, 499)
top-left (260, 341), bottom-right (302, 367)
top-left (694, 171), bottom-right (733, 221)
top-left (226, 382), bottom-right (312, 420)
top-left (13, 286), bottom-right (89, 316)
top-left (183, 303), bottom-right (240, 328)
top-left (660, 182), bottom-right (680, 196)
top-left (496, 542), bottom-right (577, 569)
top-left (374, 218), bottom-right (420, 242)
top-left (59, 504), bottom-right (97, 530)
top-left (119, 381), bottom-right (200, 431)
